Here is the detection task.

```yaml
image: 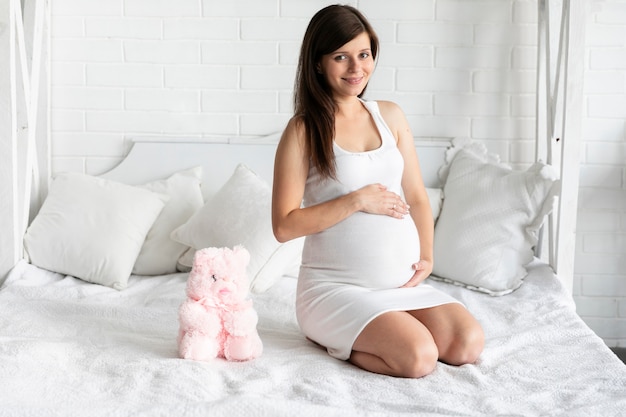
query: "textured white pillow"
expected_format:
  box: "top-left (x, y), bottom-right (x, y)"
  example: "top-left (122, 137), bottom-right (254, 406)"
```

top-left (431, 139), bottom-right (558, 296)
top-left (133, 167), bottom-right (204, 275)
top-left (171, 164), bottom-right (301, 293)
top-left (23, 172), bottom-right (167, 290)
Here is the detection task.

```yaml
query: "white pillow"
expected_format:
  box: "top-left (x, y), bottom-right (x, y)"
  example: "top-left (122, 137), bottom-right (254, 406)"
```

top-left (426, 187), bottom-right (443, 222)
top-left (171, 164), bottom-right (301, 293)
top-left (430, 139), bottom-right (558, 296)
top-left (23, 172), bottom-right (167, 290)
top-left (133, 167), bottom-right (204, 275)
top-left (175, 247), bottom-right (196, 273)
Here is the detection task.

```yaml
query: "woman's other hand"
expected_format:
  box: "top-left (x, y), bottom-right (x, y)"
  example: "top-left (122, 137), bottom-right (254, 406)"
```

top-left (400, 259), bottom-right (432, 288)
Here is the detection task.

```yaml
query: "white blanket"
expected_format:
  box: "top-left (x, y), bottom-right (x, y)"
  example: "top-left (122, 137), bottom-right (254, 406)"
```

top-left (1, 260), bottom-right (625, 417)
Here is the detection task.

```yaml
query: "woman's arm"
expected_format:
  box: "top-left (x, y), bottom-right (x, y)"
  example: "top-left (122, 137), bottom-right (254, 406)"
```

top-left (378, 101), bottom-right (434, 287)
top-left (271, 116), bottom-right (408, 243)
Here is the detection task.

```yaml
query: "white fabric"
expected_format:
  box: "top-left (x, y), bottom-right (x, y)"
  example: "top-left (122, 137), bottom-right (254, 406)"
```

top-left (297, 100), bottom-right (459, 360)
top-left (432, 138), bottom-right (559, 295)
top-left (175, 247), bottom-right (196, 272)
top-left (22, 172), bottom-right (167, 290)
top-left (1, 259), bottom-right (625, 417)
top-left (171, 164), bottom-right (301, 293)
top-left (426, 187), bottom-right (443, 222)
top-left (134, 167), bottom-right (204, 275)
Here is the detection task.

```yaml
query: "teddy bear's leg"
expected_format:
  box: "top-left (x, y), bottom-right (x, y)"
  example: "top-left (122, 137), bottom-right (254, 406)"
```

top-left (178, 301), bottom-right (223, 361)
top-left (222, 308), bottom-right (263, 361)
top-left (223, 333), bottom-right (263, 361)
top-left (178, 330), bottom-right (221, 361)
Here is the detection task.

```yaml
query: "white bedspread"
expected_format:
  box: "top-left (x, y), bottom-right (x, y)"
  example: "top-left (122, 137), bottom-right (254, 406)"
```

top-left (1, 260), bottom-right (625, 417)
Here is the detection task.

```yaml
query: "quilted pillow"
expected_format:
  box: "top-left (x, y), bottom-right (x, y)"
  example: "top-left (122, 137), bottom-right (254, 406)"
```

top-left (171, 164), bottom-right (303, 293)
top-left (430, 139), bottom-right (559, 296)
top-left (133, 167), bottom-right (204, 275)
top-left (23, 172), bottom-right (168, 290)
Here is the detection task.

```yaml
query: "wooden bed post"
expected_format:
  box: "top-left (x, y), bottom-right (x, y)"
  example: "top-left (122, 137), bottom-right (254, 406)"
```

top-left (535, 0), bottom-right (587, 294)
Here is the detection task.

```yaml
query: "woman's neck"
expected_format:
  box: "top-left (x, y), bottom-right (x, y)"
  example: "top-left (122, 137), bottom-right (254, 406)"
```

top-left (334, 96), bottom-right (364, 118)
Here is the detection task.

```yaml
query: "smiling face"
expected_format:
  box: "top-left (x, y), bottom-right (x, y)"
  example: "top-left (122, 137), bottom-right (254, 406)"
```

top-left (318, 32), bottom-right (375, 100)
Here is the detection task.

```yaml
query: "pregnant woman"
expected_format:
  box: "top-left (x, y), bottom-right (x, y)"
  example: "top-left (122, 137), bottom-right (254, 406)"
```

top-left (271, 5), bottom-right (484, 378)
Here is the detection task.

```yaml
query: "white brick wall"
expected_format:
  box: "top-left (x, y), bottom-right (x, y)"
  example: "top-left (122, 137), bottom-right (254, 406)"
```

top-left (575, 0), bottom-right (626, 348)
top-left (49, 0), bottom-right (626, 346)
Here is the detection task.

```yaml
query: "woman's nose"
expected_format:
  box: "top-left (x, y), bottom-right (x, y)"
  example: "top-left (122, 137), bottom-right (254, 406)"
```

top-left (348, 57), bottom-right (360, 72)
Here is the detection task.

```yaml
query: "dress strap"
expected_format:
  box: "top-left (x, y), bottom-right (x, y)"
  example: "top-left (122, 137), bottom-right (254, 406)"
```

top-left (359, 99), bottom-right (396, 147)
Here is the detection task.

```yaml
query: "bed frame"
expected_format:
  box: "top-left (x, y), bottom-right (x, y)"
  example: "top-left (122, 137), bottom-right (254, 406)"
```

top-left (534, 0), bottom-right (587, 292)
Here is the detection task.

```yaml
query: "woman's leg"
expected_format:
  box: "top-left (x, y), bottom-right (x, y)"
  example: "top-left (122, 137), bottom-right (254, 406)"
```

top-left (349, 311), bottom-right (439, 378)
top-left (408, 303), bottom-right (484, 366)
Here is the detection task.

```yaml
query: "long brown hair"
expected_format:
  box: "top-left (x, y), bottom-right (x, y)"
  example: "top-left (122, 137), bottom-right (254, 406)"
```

top-left (294, 5), bottom-right (379, 179)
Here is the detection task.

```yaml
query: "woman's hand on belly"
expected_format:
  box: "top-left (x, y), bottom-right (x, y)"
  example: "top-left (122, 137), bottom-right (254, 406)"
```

top-left (400, 259), bottom-right (433, 288)
top-left (353, 184), bottom-right (409, 219)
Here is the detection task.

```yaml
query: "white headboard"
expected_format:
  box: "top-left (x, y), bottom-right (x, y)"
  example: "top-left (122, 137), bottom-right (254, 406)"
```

top-left (100, 134), bottom-right (570, 293)
top-left (101, 136), bottom-right (451, 200)
top-left (101, 140), bottom-right (278, 200)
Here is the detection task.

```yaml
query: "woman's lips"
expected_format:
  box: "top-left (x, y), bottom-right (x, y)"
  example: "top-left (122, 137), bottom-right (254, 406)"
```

top-left (343, 76), bottom-right (364, 85)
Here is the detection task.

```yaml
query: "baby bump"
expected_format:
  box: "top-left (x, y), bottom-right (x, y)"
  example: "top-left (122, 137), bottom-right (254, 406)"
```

top-left (301, 212), bottom-right (420, 289)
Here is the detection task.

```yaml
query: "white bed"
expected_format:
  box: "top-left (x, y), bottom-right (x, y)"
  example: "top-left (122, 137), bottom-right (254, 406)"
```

top-left (3, 1), bottom-right (626, 415)
top-left (2, 136), bottom-right (626, 417)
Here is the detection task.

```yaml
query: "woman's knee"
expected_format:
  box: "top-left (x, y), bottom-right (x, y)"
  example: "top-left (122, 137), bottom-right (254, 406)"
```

top-left (352, 311), bottom-right (441, 378)
top-left (392, 340), bottom-right (439, 378)
top-left (445, 324), bottom-right (484, 365)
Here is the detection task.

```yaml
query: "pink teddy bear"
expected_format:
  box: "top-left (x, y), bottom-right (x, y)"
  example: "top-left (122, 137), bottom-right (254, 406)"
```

top-left (177, 245), bottom-right (263, 362)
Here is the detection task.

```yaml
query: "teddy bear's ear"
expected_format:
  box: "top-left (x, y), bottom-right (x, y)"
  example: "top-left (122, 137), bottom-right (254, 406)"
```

top-left (195, 247), bottom-right (220, 261)
top-left (232, 245), bottom-right (250, 267)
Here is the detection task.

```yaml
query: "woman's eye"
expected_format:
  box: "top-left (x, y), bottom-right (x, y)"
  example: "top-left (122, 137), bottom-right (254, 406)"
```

top-left (334, 55), bottom-right (347, 61)
top-left (360, 52), bottom-right (370, 59)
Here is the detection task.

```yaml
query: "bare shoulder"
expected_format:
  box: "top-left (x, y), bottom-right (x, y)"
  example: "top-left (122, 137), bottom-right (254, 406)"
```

top-left (374, 100), bottom-right (411, 138)
top-left (277, 115), bottom-right (308, 159)
top-left (375, 100), bottom-right (408, 129)
top-left (280, 115), bottom-right (305, 145)
top-left (283, 115), bottom-right (304, 137)
top-left (375, 100), bottom-right (405, 120)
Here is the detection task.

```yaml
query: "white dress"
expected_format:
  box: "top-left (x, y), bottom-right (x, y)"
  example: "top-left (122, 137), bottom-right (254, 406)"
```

top-left (296, 100), bottom-right (461, 360)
